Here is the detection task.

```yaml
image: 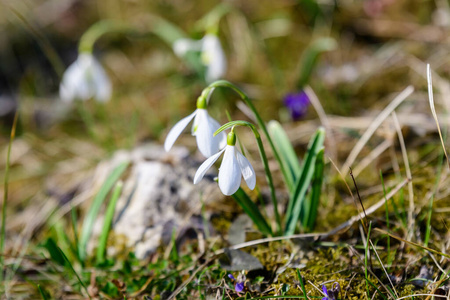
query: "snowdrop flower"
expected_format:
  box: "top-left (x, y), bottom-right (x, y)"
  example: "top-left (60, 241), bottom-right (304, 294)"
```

top-left (164, 94), bottom-right (226, 158)
top-left (194, 130), bottom-right (256, 196)
top-left (173, 34), bottom-right (226, 82)
top-left (59, 53), bottom-right (112, 103)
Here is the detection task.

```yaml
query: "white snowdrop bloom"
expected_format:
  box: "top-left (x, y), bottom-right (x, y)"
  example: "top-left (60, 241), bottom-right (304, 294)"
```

top-left (194, 131), bottom-right (256, 196)
top-left (200, 34), bottom-right (226, 82)
top-left (173, 38), bottom-right (202, 57)
top-left (59, 53), bottom-right (112, 103)
top-left (164, 95), bottom-right (226, 157)
top-left (173, 34), bottom-right (226, 82)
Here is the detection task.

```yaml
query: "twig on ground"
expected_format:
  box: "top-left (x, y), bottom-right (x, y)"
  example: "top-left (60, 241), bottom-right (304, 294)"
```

top-left (325, 178), bottom-right (409, 238)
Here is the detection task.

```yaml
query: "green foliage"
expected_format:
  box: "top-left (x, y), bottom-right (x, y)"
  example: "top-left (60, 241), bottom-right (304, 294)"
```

top-left (285, 128), bottom-right (325, 235)
top-left (42, 237), bottom-right (66, 266)
top-left (78, 161), bottom-right (129, 262)
top-left (96, 181), bottom-right (123, 265)
top-left (37, 284), bottom-right (50, 300)
top-left (0, 112), bottom-right (18, 282)
top-left (301, 147), bottom-right (324, 231)
top-left (268, 120), bottom-right (301, 191)
top-left (57, 246), bottom-right (92, 299)
top-left (232, 188), bottom-right (273, 236)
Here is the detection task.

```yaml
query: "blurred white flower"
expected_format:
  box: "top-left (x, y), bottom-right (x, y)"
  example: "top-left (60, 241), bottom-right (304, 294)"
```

top-left (173, 38), bottom-right (202, 57)
top-left (173, 34), bottom-right (226, 82)
top-left (164, 108), bottom-right (226, 158)
top-left (59, 53), bottom-right (112, 103)
top-left (194, 132), bottom-right (256, 196)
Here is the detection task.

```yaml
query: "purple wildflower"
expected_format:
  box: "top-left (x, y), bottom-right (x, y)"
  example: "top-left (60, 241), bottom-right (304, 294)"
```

top-left (283, 90), bottom-right (310, 120)
top-left (322, 282), bottom-right (340, 300)
top-left (235, 281), bottom-right (244, 292)
top-left (227, 273), bottom-right (245, 293)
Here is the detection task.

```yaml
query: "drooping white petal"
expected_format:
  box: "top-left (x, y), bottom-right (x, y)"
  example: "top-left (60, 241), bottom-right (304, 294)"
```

top-left (173, 38), bottom-right (203, 57)
top-left (193, 109), bottom-right (226, 157)
top-left (164, 110), bottom-right (198, 152)
top-left (219, 146), bottom-right (241, 196)
top-left (206, 112), bottom-right (227, 150)
top-left (59, 53), bottom-right (112, 103)
top-left (59, 56), bottom-right (88, 102)
top-left (73, 54), bottom-right (95, 100)
top-left (236, 151), bottom-right (256, 190)
top-left (193, 148), bottom-right (225, 184)
top-left (201, 34), bottom-right (226, 82)
top-left (90, 57), bottom-right (112, 102)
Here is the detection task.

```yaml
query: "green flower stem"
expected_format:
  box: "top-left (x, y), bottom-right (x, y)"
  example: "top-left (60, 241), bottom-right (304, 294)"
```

top-left (216, 120), bottom-right (281, 235)
top-left (204, 80), bottom-right (290, 200)
top-left (195, 2), bottom-right (232, 34)
top-left (254, 130), bottom-right (281, 234)
top-left (78, 17), bottom-right (186, 54)
top-left (78, 20), bottom-right (133, 54)
top-left (75, 101), bottom-right (98, 143)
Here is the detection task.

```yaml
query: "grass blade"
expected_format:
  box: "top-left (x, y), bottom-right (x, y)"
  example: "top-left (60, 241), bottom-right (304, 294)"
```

top-left (96, 181), bottom-right (123, 265)
top-left (379, 171), bottom-right (391, 267)
top-left (285, 127), bottom-right (325, 236)
top-left (43, 237), bottom-right (66, 266)
top-left (302, 147), bottom-right (324, 231)
top-left (0, 111), bottom-right (18, 282)
top-left (425, 148), bottom-right (445, 247)
top-left (57, 246), bottom-right (91, 299)
top-left (364, 222), bottom-right (372, 298)
top-left (37, 284), bottom-right (49, 300)
top-left (268, 120), bottom-right (300, 191)
top-left (296, 269), bottom-right (308, 299)
top-left (71, 206), bottom-right (80, 260)
top-left (78, 161), bottom-right (129, 262)
top-left (232, 188), bottom-right (273, 236)
top-left (427, 64), bottom-right (450, 167)
top-left (54, 220), bottom-right (78, 263)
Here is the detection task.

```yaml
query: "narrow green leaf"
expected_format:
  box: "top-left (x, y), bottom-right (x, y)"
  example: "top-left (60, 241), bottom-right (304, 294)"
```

top-left (284, 128), bottom-right (325, 235)
top-left (0, 111), bottom-right (18, 281)
top-left (96, 181), bottom-right (123, 265)
top-left (78, 161), bottom-right (129, 262)
top-left (268, 120), bottom-right (300, 191)
top-left (57, 246), bottom-right (92, 299)
top-left (54, 220), bottom-right (77, 263)
top-left (232, 188), bottom-right (273, 236)
top-left (37, 284), bottom-right (50, 300)
top-left (71, 206), bottom-right (80, 260)
top-left (302, 147), bottom-right (324, 231)
top-left (296, 269), bottom-right (308, 299)
top-left (43, 238), bottom-right (66, 266)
